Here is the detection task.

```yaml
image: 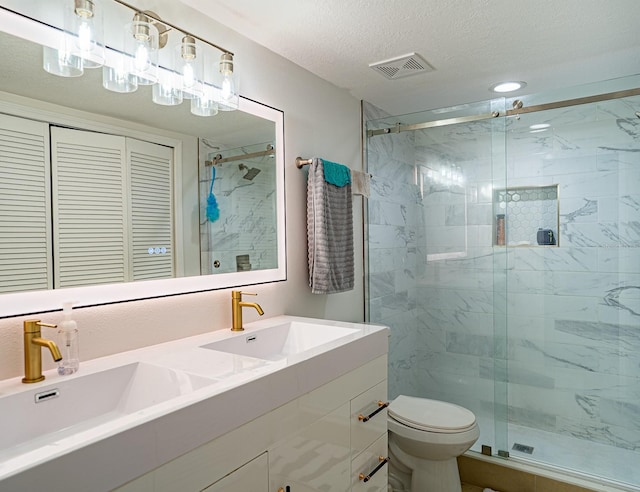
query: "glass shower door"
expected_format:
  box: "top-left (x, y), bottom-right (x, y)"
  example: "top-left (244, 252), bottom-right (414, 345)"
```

top-left (365, 98), bottom-right (510, 455)
top-left (501, 86), bottom-right (640, 487)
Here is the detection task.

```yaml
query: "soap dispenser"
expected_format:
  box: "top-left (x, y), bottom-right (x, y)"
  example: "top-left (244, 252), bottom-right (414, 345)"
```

top-left (57, 302), bottom-right (79, 375)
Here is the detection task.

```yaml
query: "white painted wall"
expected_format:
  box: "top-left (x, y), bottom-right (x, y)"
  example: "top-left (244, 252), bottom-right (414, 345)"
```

top-left (0, 0), bottom-right (364, 380)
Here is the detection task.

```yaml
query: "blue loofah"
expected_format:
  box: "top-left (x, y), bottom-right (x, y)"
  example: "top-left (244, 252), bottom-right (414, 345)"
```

top-left (206, 167), bottom-right (220, 222)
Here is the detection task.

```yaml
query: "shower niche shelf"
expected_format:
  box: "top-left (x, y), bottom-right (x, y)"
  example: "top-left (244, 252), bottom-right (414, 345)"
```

top-left (493, 185), bottom-right (559, 247)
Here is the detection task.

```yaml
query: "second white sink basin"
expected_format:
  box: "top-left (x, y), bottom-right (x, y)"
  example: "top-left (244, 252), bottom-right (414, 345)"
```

top-left (201, 321), bottom-right (359, 361)
top-left (1, 362), bottom-right (215, 458)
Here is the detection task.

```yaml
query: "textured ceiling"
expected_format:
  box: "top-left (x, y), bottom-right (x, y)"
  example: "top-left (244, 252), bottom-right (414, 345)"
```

top-left (179, 0), bottom-right (640, 115)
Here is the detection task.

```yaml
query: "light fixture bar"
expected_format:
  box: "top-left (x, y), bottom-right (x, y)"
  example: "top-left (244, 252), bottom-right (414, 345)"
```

top-left (112, 0), bottom-right (234, 57)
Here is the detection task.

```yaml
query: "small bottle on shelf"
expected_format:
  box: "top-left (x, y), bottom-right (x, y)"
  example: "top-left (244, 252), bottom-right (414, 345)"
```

top-left (496, 214), bottom-right (506, 246)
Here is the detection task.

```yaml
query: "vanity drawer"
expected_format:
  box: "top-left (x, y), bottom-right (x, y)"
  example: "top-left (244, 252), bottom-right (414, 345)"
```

top-left (350, 380), bottom-right (388, 457)
top-left (351, 434), bottom-right (389, 492)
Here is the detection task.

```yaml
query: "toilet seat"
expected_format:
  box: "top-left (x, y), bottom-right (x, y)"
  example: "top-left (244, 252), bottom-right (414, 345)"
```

top-left (388, 395), bottom-right (476, 433)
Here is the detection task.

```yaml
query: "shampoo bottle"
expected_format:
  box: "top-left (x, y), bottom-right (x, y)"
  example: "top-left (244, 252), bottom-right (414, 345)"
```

top-left (58, 302), bottom-right (79, 375)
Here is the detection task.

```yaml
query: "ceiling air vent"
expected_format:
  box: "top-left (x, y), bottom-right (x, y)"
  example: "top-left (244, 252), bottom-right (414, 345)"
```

top-left (369, 52), bottom-right (434, 80)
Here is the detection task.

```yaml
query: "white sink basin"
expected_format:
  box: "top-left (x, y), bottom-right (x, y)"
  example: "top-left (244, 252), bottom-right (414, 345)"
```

top-left (201, 321), bottom-right (359, 361)
top-left (1, 362), bottom-right (215, 457)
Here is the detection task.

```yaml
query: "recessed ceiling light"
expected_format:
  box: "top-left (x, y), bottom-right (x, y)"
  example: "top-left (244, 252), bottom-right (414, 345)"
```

top-left (529, 123), bottom-right (550, 130)
top-left (490, 81), bottom-right (527, 93)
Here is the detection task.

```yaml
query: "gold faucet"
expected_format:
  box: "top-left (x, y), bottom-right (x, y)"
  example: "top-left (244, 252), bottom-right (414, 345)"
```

top-left (231, 291), bottom-right (264, 331)
top-left (22, 320), bottom-right (63, 384)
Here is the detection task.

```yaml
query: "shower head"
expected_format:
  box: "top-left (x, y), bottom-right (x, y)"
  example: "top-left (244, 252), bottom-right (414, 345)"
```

top-left (239, 163), bottom-right (261, 180)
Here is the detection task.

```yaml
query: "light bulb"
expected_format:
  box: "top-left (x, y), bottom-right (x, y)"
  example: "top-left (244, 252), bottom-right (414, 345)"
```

top-left (221, 75), bottom-right (233, 100)
top-left (134, 43), bottom-right (149, 72)
top-left (77, 18), bottom-right (93, 53)
top-left (183, 62), bottom-right (195, 89)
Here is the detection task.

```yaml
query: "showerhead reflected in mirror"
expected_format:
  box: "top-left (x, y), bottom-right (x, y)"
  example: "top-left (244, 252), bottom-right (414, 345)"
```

top-left (239, 164), bottom-right (261, 180)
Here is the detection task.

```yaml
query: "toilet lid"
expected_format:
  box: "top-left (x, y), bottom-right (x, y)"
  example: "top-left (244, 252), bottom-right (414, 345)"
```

top-left (388, 396), bottom-right (476, 432)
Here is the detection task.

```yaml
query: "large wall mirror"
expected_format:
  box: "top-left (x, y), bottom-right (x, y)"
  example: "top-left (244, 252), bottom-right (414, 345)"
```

top-left (0, 3), bottom-right (286, 318)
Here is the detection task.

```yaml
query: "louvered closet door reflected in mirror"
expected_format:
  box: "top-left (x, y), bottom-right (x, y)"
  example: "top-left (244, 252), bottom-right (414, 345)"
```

top-left (0, 114), bottom-right (52, 293)
top-left (51, 127), bottom-right (174, 288)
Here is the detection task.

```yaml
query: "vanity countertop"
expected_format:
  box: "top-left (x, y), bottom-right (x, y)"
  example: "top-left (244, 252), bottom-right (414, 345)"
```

top-left (0, 315), bottom-right (388, 490)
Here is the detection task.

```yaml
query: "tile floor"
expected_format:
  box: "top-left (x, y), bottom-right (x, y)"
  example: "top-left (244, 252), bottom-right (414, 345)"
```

top-left (458, 455), bottom-right (601, 492)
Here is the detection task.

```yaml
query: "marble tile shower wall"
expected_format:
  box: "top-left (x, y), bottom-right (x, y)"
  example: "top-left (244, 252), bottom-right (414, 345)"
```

top-left (364, 101), bottom-right (421, 399)
top-left (414, 100), bottom-right (640, 455)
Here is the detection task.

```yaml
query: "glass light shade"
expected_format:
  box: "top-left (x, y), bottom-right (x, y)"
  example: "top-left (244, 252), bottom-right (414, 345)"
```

top-left (152, 70), bottom-right (183, 106)
top-left (174, 37), bottom-right (202, 99)
top-left (217, 72), bottom-right (239, 111)
top-left (102, 55), bottom-right (138, 93)
top-left (191, 83), bottom-right (218, 117)
top-left (126, 19), bottom-right (159, 85)
top-left (66, 0), bottom-right (105, 69)
top-left (43, 43), bottom-right (83, 78)
top-left (216, 53), bottom-right (238, 111)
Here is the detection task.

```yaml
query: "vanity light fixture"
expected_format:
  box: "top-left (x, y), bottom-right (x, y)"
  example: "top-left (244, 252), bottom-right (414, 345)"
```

top-left (40, 0), bottom-right (238, 114)
top-left (490, 81), bottom-right (527, 93)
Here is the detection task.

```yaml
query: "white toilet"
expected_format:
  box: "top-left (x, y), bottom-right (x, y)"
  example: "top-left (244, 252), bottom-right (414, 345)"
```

top-left (387, 395), bottom-right (480, 492)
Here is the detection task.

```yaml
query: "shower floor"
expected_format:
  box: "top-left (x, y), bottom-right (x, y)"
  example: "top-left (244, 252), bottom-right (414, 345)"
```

top-left (473, 416), bottom-right (640, 490)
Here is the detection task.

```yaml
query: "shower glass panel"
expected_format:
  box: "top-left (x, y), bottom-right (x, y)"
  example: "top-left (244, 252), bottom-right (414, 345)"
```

top-left (501, 80), bottom-right (640, 487)
top-left (365, 74), bottom-right (640, 488)
top-left (365, 98), bottom-right (509, 455)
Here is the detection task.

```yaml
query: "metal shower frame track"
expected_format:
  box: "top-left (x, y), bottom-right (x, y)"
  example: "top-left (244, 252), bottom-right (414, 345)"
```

top-left (366, 87), bottom-right (640, 138)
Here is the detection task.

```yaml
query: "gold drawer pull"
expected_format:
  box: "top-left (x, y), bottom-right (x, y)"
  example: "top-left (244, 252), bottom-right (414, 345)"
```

top-left (358, 456), bottom-right (390, 482)
top-left (358, 400), bottom-right (389, 422)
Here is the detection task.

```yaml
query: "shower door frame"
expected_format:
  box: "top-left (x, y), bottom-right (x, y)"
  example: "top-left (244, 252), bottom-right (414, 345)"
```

top-left (365, 80), bottom-right (640, 486)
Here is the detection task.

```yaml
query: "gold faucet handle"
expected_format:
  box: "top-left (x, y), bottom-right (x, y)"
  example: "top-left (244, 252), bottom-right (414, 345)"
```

top-left (23, 320), bottom-right (58, 333)
top-left (232, 290), bottom-right (258, 299)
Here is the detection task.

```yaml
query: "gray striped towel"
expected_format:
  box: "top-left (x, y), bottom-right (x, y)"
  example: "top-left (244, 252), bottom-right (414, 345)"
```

top-left (307, 158), bottom-right (354, 294)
